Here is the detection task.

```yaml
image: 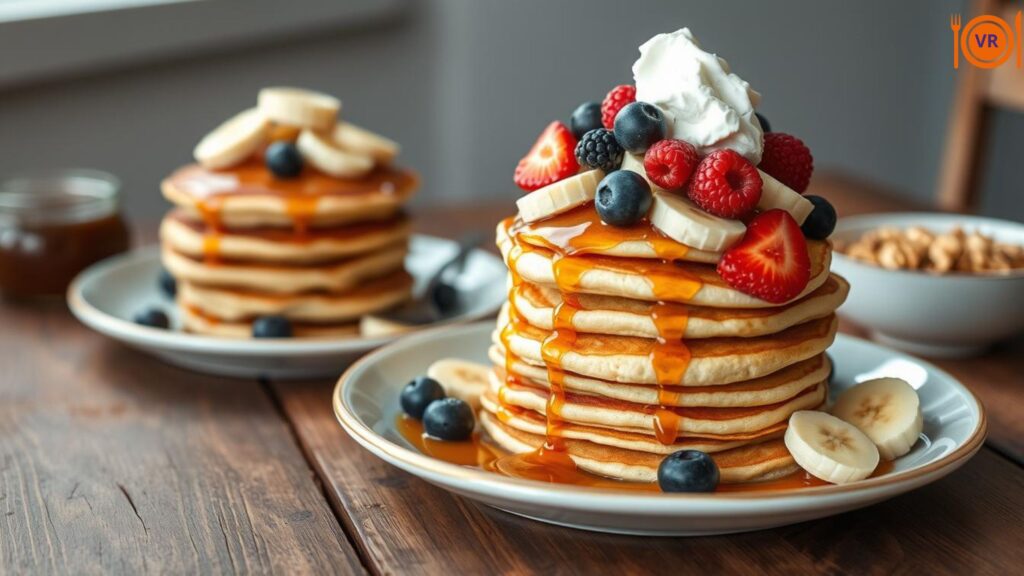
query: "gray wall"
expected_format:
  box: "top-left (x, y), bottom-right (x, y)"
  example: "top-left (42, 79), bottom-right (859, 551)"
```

top-left (2, 0), bottom-right (1020, 222)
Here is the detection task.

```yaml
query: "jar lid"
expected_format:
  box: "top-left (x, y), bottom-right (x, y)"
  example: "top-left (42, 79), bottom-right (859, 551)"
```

top-left (0, 169), bottom-right (121, 225)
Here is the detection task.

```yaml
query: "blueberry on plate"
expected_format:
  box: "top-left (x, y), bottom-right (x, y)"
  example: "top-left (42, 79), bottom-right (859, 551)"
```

top-left (422, 397), bottom-right (475, 441)
top-left (134, 307), bottom-right (170, 329)
top-left (158, 268), bottom-right (176, 298)
top-left (400, 375), bottom-right (446, 419)
top-left (252, 315), bottom-right (293, 338)
top-left (756, 112), bottom-right (772, 133)
top-left (265, 141), bottom-right (303, 178)
top-left (595, 170), bottom-right (652, 227)
top-left (570, 101), bottom-right (603, 139)
top-left (801, 195), bottom-right (837, 240)
top-left (613, 101), bottom-right (667, 154)
top-left (658, 450), bottom-right (720, 493)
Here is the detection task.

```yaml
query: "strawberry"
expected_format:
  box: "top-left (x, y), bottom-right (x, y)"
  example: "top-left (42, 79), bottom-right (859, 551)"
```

top-left (717, 209), bottom-right (810, 304)
top-left (513, 121), bottom-right (579, 192)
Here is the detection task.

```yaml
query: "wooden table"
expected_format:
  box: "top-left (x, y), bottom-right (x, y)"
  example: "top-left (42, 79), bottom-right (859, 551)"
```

top-left (4, 173), bottom-right (1022, 574)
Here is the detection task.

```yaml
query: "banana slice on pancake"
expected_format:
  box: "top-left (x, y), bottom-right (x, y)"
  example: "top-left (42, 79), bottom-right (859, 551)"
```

top-left (620, 152), bottom-right (665, 193)
top-left (785, 410), bottom-right (880, 484)
top-left (297, 129), bottom-right (375, 178)
top-left (258, 87), bottom-right (341, 132)
top-left (193, 108), bottom-right (269, 169)
top-left (334, 122), bottom-right (399, 164)
top-left (832, 377), bottom-right (923, 460)
top-left (426, 358), bottom-right (489, 410)
top-left (649, 192), bottom-right (746, 252)
top-left (757, 169), bottom-right (813, 224)
top-left (516, 169), bottom-right (604, 223)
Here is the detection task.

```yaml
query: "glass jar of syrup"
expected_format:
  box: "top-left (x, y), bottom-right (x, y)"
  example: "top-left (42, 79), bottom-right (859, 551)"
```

top-left (0, 170), bottom-right (131, 298)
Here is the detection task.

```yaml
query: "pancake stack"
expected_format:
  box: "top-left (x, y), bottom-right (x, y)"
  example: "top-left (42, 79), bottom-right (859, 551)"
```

top-left (480, 206), bottom-right (848, 484)
top-left (160, 87), bottom-right (418, 338)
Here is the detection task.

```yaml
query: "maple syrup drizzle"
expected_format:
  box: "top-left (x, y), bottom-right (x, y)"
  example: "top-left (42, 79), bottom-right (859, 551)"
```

top-left (195, 197), bottom-right (225, 264)
top-left (649, 301), bottom-right (693, 446)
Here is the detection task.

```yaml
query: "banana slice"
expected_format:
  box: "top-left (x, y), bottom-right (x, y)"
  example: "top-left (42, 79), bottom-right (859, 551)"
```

top-left (785, 410), bottom-right (880, 484)
top-left (258, 87), bottom-right (341, 132)
top-left (426, 358), bottom-right (489, 411)
top-left (516, 169), bottom-right (604, 224)
top-left (193, 108), bottom-right (269, 169)
top-left (757, 169), bottom-right (813, 224)
top-left (649, 192), bottom-right (745, 252)
top-left (334, 122), bottom-right (399, 165)
top-left (621, 153), bottom-right (665, 193)
top-left (832, 377), bottom-right (923, 461)
top-left (297, 129), bottom-right (374, 178)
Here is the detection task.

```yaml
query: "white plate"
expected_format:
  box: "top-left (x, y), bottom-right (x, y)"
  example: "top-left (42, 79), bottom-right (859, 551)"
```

top-left (334, 321), bottom-right (987, 536)
top-left (68, 235), bottom-right (506, 379)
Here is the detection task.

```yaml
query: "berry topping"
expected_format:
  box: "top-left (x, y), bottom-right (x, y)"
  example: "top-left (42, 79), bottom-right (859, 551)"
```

top-left (800, 195), bottom-right (837, 240)
top-left (717, 209), bottom-right (811, 304)
top-left (658, 450), bottom-right (719, 493)
top-left (575, 128), bottom-right (624, 172)
top-left (755, 112), bottom-right (771, 133)
top-left (265, 141), bottom-right (303, 178)
top-left (158, 268), bottom-right (176, 298)
top-left (400, 375), bottom-right (446, 419)
top-left (760, 132), bottom-right (813, 193)
top-left (252, 315), bottom-right (293, 338)
top-left (513, 121), bottom-right (579, 192)
top-left (570, 101), bottom-right (603, 139)
top-left (422, 397), bottom-right (475, 441)
top-left (613, 102), bottom-right (668, 154)
top-left (595, 170), bottom-right (653, 227)
top-left (600, 84), bottom-right (636, 129)
top-left (643, 139), bottom-right (699, 190)
top-left (134, 308), bottom-right (169, 329)
top-left (687, 149), bottom-right (762, 219)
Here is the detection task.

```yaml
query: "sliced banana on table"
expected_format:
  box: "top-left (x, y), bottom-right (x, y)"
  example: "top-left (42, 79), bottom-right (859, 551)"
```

top-left (258, 87), bottom-right (341, 133)
top-left (516, 169), bottom-right (604, 224)
top-left (193, 108), bottom-right (269, 169)
top-left (334, 122), bottom-right (399, 165)
top-left (426, 358), bottom-right (489, 411)
top-left (297, 129), bottom-right (375, 178)
top-left (832, 377), bottom-right (923, 461)
top-left (649, 192), bottom-right (745, 253)
top-left (785, 410), bottom-right (880, 484)
top-left (757, 169), bottom-right (813, 224)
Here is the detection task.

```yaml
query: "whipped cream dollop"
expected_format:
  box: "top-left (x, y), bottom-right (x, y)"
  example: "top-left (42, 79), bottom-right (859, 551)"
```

top-left (633, 28), bottom-right (763, 164)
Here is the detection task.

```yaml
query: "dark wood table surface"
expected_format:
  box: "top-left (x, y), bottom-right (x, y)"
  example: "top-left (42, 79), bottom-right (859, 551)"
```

top-left (3, 173), bottom-right (1022, 575)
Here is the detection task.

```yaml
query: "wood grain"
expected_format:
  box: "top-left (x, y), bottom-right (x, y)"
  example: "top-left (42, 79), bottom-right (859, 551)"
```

top-left (0, 299), bottom-right (364, 574)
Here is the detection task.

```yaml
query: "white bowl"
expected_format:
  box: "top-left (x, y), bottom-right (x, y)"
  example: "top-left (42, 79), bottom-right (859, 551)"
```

top-left (831, 212), bottom-right (1024, 358)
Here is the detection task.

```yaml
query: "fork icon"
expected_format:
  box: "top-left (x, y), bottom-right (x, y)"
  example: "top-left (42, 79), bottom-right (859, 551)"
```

top-left (951, 14), bottom-right (962, 69)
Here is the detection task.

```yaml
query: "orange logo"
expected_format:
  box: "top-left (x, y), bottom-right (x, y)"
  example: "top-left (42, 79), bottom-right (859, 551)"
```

top-left (951, 11), bottom-right (1021, 69)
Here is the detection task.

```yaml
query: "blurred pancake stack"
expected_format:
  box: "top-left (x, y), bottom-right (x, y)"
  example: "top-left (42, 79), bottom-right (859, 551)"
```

top-left (160, 87), bottom-right (418, 338)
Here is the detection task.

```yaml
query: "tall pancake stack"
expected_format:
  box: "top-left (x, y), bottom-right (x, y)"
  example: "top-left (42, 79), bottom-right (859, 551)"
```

top-left (160, 87), bottom-right (418, 338)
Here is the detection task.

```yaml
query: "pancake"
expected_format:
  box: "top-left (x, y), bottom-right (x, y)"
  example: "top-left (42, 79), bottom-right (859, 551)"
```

top-left (497, 220), bottom-right (832, 308)
top-left (488, 348), bottom-right (831, 408)
top-left (178, 269), bottom-right (413, 323)
top-left (512, 275), bottom-right (848, 339)
top-left (162, 242), bottom-right (407, 294)
top-left (160, 210), bottom-right (413, 264)
top-left (180, 304), bottom-right (361, 339)
top-left (480, 411), bottom-right (798, 484)
top-left (162, 161), bottom-right (418, 228)
top-left (495, 313), bottom-right (838, 386)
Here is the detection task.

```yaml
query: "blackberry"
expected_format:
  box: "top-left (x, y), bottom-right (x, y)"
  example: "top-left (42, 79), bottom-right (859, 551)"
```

top-left (574, 128), bottom-right (624, 172)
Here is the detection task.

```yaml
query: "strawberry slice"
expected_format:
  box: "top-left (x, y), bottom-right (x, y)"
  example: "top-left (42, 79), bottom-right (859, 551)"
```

top-left (514, 121), bottom-right (579, 192)
top-left (717, 209), bottom-right (811, 304)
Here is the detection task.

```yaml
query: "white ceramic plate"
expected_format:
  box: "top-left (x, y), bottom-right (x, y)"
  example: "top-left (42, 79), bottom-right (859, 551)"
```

top-left (334, 321), bottom-right (987, 536)
top-left (68, 235), bottom-right (506, 379)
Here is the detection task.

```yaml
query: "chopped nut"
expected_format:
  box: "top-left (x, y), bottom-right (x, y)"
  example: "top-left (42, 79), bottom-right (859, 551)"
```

top-left (837, 224), bottom-right (1022, 275)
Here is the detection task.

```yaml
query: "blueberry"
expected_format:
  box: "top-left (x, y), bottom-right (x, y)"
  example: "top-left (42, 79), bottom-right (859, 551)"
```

top-left (613, 101), bottom-right (667, 154)
top-left (158, 268), bottom-right (176, 298)
top-left (252, 315), bottom-right (293, 338)
top-left (595, 170), bottom-right (652, 227)
top-left (265, 141), bottom-right (303, 178)
top-left (400, 375), bottom-right (446, 419)
top-left (570, 101), bottom-right (603, 139)
top-left (134, 308), bottom-right (169, 329)
top-left (431, 282), bottom-right (459, 313)
top-left (801, 195), bottom-right (837, 240)
top-left (658, 450), bottom-right (720, 493)
top-left (422, 397), bottom-right (475, 441)
top-left (756, 112), bottom-right (772, 133)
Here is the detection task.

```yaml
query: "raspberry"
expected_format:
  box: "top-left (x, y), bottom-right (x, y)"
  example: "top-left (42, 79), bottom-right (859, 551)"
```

top-left (600, 85), bottom-right (635, 130)
top-left (575, 128), bottom-right (624, 172)
top-left (687, 149), bottom-right (762, 219)
top-left (759, 133), bottom-right (813, 193)
top-left (643, 139), bottom-right (698, 190)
